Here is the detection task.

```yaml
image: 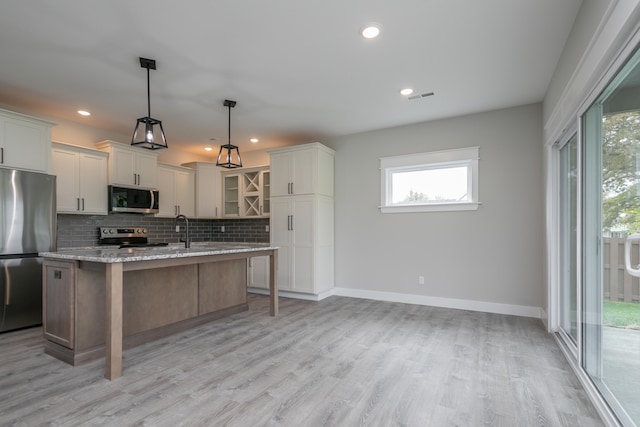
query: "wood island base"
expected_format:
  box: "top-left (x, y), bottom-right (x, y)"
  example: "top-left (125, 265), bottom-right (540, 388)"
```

top-left (42, 248), bottom-right (278, 380)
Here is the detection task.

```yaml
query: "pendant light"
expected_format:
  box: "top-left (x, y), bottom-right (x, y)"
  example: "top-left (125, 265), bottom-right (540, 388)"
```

top-left (131, 57), bottom-right (168, 150)
top-left (216, 99), bottom-right (242, 168)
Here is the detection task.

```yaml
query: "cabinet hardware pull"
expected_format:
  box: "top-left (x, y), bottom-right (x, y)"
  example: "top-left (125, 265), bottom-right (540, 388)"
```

top-left (291, 214), bottom-right (294, 230)
top-left (82, 198), bottom-right (85, 211)
top-left (133, 173), bottom-right (137, 185)
top-left (0, 147), bottom-right (3, 164)
top-left (77, 198), bottom-right (80, 211)
top-left (291, 182), bottom-right (294, 194)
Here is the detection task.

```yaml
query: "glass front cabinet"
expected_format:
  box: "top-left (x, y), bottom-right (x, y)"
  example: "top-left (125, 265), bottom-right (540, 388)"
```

top-left (222, 166), bottom-right (270, 218)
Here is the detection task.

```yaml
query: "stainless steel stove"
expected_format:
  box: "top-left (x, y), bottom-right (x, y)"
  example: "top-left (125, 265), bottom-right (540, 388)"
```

top-left (98, 227), bottom-right (168, 248)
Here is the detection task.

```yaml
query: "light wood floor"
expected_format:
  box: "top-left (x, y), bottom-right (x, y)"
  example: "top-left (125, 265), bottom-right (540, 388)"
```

top-left (0, 294), bottom-right (603, 426)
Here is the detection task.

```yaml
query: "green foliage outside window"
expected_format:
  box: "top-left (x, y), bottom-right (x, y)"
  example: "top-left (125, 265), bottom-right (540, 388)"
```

top-left (602, 111), bottom-right (640, 234)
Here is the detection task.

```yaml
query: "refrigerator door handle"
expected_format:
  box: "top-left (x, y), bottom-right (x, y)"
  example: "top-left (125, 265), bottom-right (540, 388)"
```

top-left (4, 272), bottom-right (9, 305)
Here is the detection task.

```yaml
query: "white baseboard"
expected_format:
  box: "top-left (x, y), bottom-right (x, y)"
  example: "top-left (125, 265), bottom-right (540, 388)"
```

top-left (540, 308), bottom-right (549, 330)
top-left (332, 287), bottom-right (542, 319)
top-left (247, 287), bottom-right (334, 302)
top-left (248, 287), bottom-right (542, 318)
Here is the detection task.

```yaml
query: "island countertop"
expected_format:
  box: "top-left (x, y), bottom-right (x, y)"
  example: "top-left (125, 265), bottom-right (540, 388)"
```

top-left (40, 242), bottom-right (277, 263)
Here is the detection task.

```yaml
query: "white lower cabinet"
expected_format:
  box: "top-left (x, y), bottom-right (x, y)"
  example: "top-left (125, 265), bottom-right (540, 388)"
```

top-left (270, 194), bottom-right (333, 294)
top-left (156, 164), bottom-right (195, 217)
top-left (51, 143), bottom-right (108, 215)
top-left (248, 256), bottom-right (270, 290)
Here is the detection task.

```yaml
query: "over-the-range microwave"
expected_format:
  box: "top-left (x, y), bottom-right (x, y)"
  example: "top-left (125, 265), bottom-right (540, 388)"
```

top-left (108, 185), bottom-right (159, 214)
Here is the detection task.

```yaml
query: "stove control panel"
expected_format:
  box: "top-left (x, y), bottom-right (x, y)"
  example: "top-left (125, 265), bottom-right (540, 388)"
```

top-left (99, 227), bottom-right (148, 238)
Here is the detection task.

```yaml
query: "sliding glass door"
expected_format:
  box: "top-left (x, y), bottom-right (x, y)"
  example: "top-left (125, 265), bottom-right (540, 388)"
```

top-left (559, 133), bottom-right (578, 345)
top-left (582, 47), bottom-right (640, 427)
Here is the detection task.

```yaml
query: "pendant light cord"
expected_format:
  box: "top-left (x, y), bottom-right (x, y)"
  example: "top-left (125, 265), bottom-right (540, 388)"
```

top-left (147, 66), bottom-right (151, 118)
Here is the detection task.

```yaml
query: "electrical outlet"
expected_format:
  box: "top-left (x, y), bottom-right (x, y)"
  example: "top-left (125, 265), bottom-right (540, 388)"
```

top-left (221, 226), bottom-right (225, 233)
top-left (175, 225), bottom-right (180, 232)
top-left (418, 276), bottom-right (425, 285)
top-left (266, 225), bottom-right (270, 232)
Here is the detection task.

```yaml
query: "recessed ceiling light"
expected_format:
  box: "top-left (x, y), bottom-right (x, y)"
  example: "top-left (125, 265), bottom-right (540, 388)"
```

top-left (360, 24), bottom-right (381, 39)
top-left (77, 110), bottom-right (91, 116)
top-left (250, 138), bottom-right (259, 143)
top-left (400, 88), bottom-right (413, 96)
top-left (204, 147), bottom-right (213, 152)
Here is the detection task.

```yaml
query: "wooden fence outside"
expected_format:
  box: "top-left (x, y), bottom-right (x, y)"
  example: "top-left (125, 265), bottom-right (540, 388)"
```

top-left (603, 237), bottom-right (640, 303)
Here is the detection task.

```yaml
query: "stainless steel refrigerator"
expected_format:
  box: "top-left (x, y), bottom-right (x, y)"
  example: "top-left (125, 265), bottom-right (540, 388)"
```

top-left (0, 168), bottom-right (56, 333)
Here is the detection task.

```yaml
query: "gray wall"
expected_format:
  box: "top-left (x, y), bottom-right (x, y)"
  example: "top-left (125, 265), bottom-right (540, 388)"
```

top-left (328, 103), bottom-right (544, 308)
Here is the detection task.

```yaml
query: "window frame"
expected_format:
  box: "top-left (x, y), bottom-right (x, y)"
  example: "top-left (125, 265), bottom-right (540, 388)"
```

top-left (379, 146), bottom-right (480, 213)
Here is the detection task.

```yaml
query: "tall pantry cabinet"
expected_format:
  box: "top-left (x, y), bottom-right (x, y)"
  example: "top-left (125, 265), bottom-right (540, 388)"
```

top-left (269, 142), bottom-right (334, 295)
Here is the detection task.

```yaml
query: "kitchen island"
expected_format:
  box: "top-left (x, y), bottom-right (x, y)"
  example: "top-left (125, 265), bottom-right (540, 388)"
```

top-left (40, 243), bottom-right (278, 380)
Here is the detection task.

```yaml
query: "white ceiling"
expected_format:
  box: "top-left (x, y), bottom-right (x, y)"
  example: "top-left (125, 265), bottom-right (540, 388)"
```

top-left (0, 1), bottom-right (582, 156)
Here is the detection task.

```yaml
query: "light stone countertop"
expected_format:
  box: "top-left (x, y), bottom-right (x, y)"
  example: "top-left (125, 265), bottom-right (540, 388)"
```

top-left (39, 242), bottom-right (276, 263)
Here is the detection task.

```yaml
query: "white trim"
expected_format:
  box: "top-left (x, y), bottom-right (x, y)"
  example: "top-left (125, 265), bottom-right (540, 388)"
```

top-left (379, 146), bottom-right (480, 168)
top-left (247, 287), bottom-right (335, 301)
top-left (544, 0), bottom-right (640, 144)
top-left (332, 287), bottom-right (542, 319)
top-left (540, 307), bottom-right (548, 330)
top-left (554, 334), bottom-right (622, 427)
top-left (249, 286), bottom-right (541, 318)
top-left (380, 146), bottom-right (480, 213)
top-left (380, 202), bottom-right (480, 213)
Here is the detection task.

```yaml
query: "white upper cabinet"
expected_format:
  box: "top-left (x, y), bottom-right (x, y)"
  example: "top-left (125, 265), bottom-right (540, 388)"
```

top-left (0, 108), bottom-right (54, 173)
top-left (269, 142), bottom-right (334, 197)
top-left (52, 142), bottom-right (108, 215)
top-left (182, 162), bottom-right (221, 218)
top-left (95, 140), bottom-right (158, 188)
top-left (221, 166), bottom-right (270, 218)
top-left (156, 164), bottom-right (195, 217)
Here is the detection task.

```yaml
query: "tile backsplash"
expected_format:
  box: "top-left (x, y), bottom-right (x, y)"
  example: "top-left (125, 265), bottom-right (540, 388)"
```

top-left (57, 214), bottom-right (269, 248)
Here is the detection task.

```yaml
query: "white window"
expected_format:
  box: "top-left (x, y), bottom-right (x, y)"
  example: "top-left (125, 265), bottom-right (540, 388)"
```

top-left (380, 147), bottom-right (480, 213)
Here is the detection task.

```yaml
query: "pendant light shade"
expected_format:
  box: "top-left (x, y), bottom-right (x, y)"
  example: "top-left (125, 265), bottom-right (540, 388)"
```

top-left (131, 57), bottom-right (168, 150)
top-left (216, 99), bottom-right (242, 168)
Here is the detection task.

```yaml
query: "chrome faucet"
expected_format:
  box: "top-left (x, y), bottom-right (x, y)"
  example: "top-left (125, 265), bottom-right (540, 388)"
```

top-left (175, 214), bottom-right (190, 248)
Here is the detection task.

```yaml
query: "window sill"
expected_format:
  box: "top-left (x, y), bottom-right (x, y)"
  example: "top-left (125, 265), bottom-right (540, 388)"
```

top-left (379, 202), bottom-right (480, 213)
